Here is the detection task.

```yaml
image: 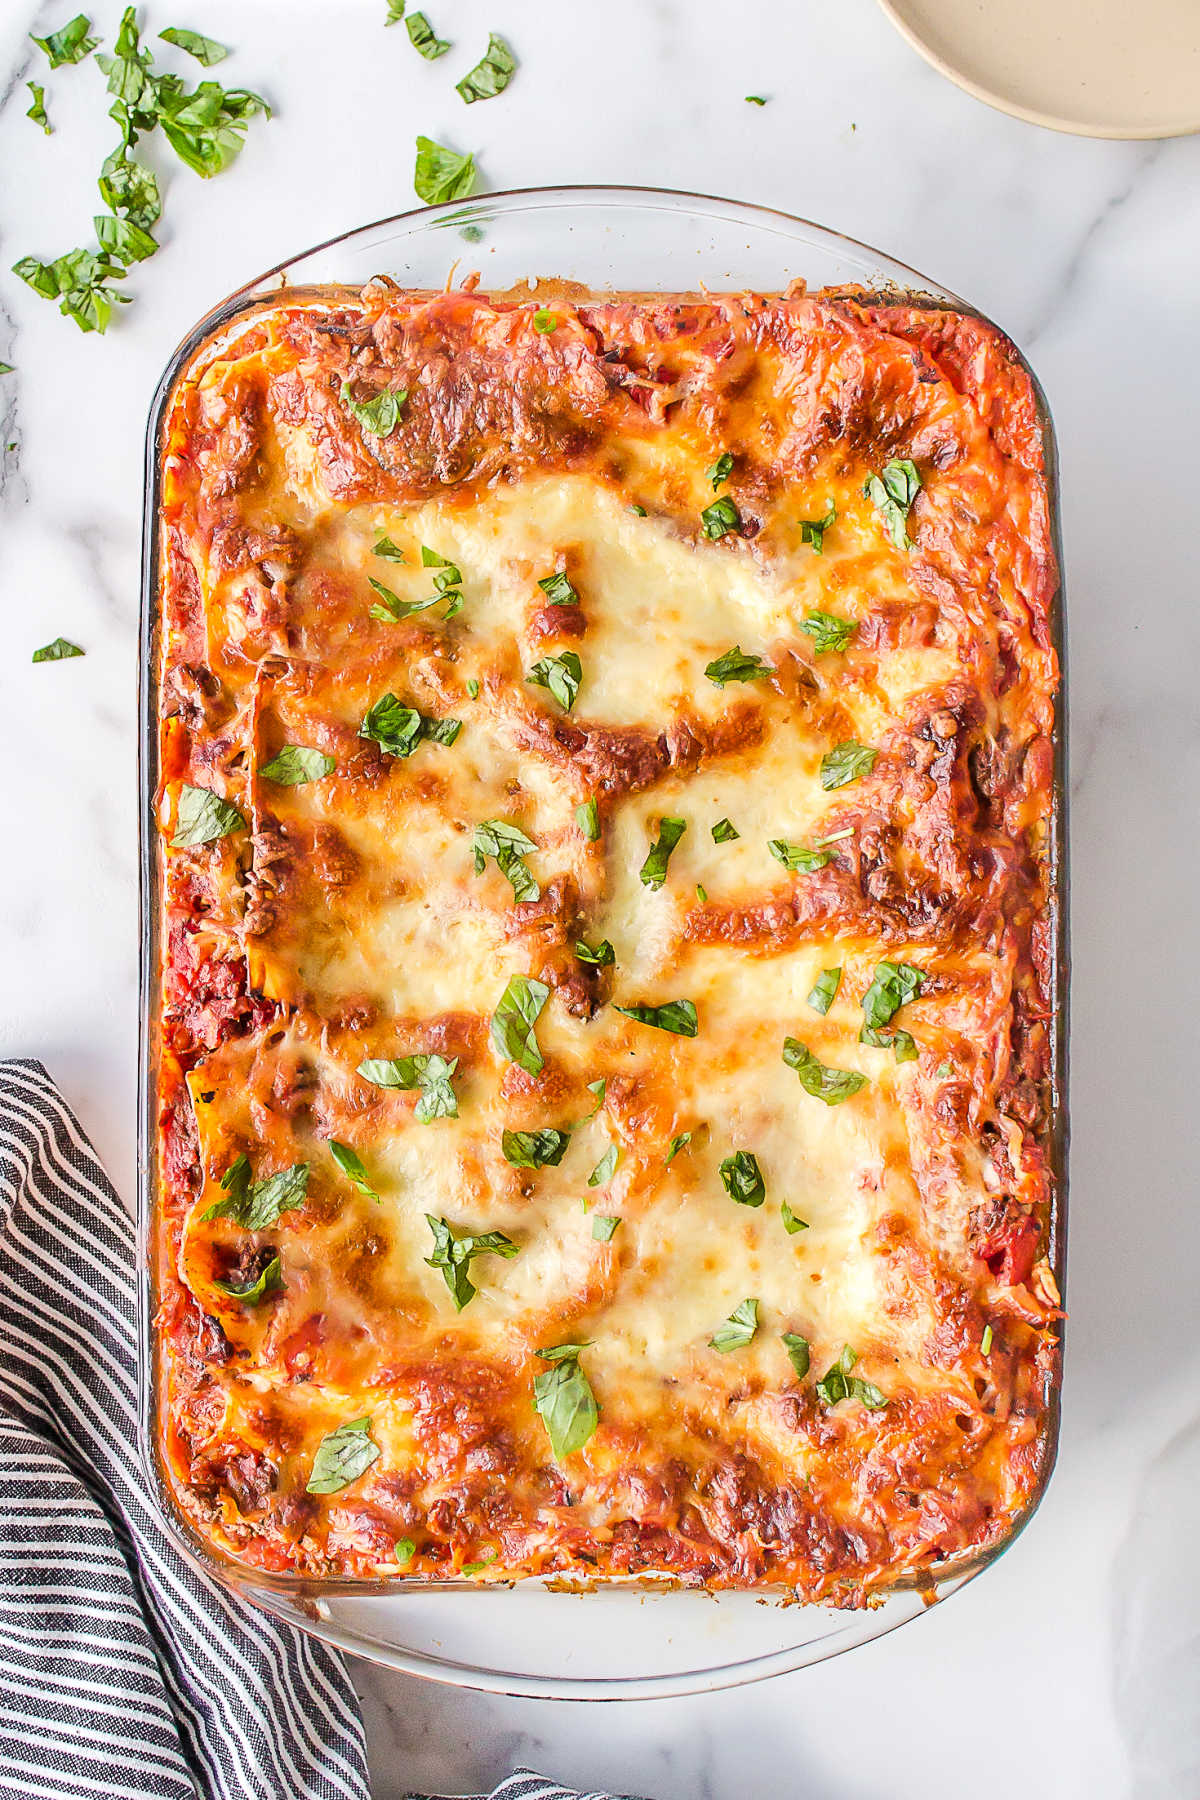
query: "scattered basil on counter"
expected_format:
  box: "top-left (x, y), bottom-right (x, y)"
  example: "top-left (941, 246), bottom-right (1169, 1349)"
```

top-left (537, 571), bottom-right (578, 605)
top-left (814, 1345), bottom-right (888, 1410)
top-left (864, 458), bottom-right (921, 552)
top-left (700, 495), bottom-right (741, 540)
top-left (782, 1038), bottom-right (868, 1106)
top-left (213, 1254), bottom-right (282, 1304)
top-left (159, 27), bottom-right (228, 64)
top-left (491, 974), bottom-right (550, 1073)
top-left (780, 1200), bottom-right (808, 1235)
top-left (406, 10), bottom-right (450, 57)
top-left (306, 1417), bottom-right (381, 1494)
top-left (340, 381), bottom-right (406, 436)
top-left (0, 364), bottom-right (12, 375)
top-left (259, 745), bottom-right (336, 785)
top-left (798, 501), bottom-right (836, 552)
top-left (575, 938), bottom-right (615, 968)
top-left (782, 1331), bottom-right (810, 1378)
top-left (414, 135), bottom-right (475, 204)
top-left (385, 0), bottom-right (406, 21)
top-left (615, 1000), bottom-right (698, 1037)
top-left (704, 646), bottom-right (773, 688)
top-left (665, 1131), bottom-right (692, 1165)
top-left (202, 1157), bottom-right (309, 1229)
top-left (639, 816), bottom-right (686, 890)
top-left (861, 960), bottom-right (924, 1029)
top-left (456, 32), bottom-right (516, 103)
top-left (745, 93), bottom-right (767, 105)
top-left (527, 649), bottom-right (582, 712)
top-left (328, 1141), bottom-right (379, 1200)
top-left (592, 1215), bottom-right (620, 1242)
top-left (576, 796), bottom-right (600, 841)
top-left (705, 451), bottom-right (733, 490)
top-left (532, 308), bottom-right (558, 333)
top-left (533, 1343), bottom-right (599, 1460)
top-left (357, 1053), bottom-right (460, 1123)
top-left (587, 1144), bottom-right (619, 1187)
top-left (502, 1127), bottom-right (571, 1169)
top-left (819, 741), bottom-right (877, 790)
top-left (14, 249), bottom-right (127, 334)
top-left (171, 783), bottom-right (243, 848)
top-left (473, 818), bottom-right (540, 903)
top-left (27, 84), bottom-right (52, 133)
top-left (719, 1150), bottom-right (765, 1208)
top-left (98, 149), bottom-right (160, 229)
top-left (95, 211), bottom-right (157, 262)
top-left (32, 636), bottom-right (84, 662)
top-left (799, 609), bottom-right (855, 652)
top-left (768, 839), bottom-right (833, 874)
top-left (32, 13), bottom-right (98, 66)
top-left (807, 967), bottom-right (842, 1015)
top-left (425, 1214), bottom-right (518, 1310)
top-left (709, 1297), bottom-right (759, 1353)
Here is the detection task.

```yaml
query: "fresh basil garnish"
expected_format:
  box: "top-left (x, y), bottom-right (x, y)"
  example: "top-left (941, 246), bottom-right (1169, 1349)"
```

top-left (98, 150), bottom-right (160, 229)
top-left (385, 0), bottom-right (406, 20)
top-left (202, 1157), bottom-right (309, 1228)
top-left (367, 576), bottom-right (452, 624)
top-left (798, 501), bottom-right (836, 553)
top-left (33, 14), bottom-right (98, 66)
top-left (704, 646), bottom-right (773, 688)
top-left (814, 1345), bottom-right (888, 1409)
top-left (799, 609), bottom-right (855, 652)
top-left (587, 1144), bottom-right (618, 1187)
top-left (705, 451), bottom-right (733, 490)
top-left (696, 884), bottom-right (708, 902)
top-left (533, 1343), bottom-right (598, 1460)
top-left (394, 1536), bottom-right (416, 1565)
top-left (27, 84), bottom-right (51, 134)
top-left (172, 783), bottom-right (243, 848)
top-left (306, 1417), bottom-right (381, 1494)
top-left (526, 650), bottom-right (581, 712)
top-left (860, 1024), bottom-right (919, 1063)
top-left (532, 308), bottom-right (558, 333)
top-left (328, 1141), bottom-right (379, 1200)
top-left (807, 967), bottom-right (841, 1015)
top-left (373, 535), bottom-right (405, 561)
top-left (769, 839), bottom-right (832, 874)
top-left (861, 961), bottom-right (924, 1028)
top-left (782, 1038), bottom-right (867, 1105)
top-left (780, 1200), bottom-right (808, 1235)
top-left (259, 745), bottom-right (336, 785)
top-left (95, 211), bottom-right (157, 264)
top-left (865, 459), bottom-right (921, 552)
top-left (14, 249), bottom-right (127, 335)
top-left (615, 1000), bottom-right (697, 1037)
top-left (745, 93), bottom-right (767, 104)
top-left (425, 1214), bottom-right (518, 1310)
top-left (592, 1215), bottom-right (620, 1242)
top-left (405, 11), bottom-right (450, 57)
top-left (719, 1150), bottom-right (765, 1208)
top-left (700, 495), bottom-right (741, 540)
top-left (159, 27), bottom-right (228, 64)
top-left (456, 32), bottom-right (516, 102)
top-left (414, 135), bottom-right (475, 204)
top-left (357, 1053), bottom-right (459, 1123)
top-left (32, 636), bottom-right (84, 663)
top-left (491, 974), bottom-right (550, 1073)
top-left (360, 694), bottom-right (460, 757)
top-left (709, 1297), bottom-right (759, 1352)
top-left (630, 503), bottom-right (647, 516)
top-left (473, 818), bottom-right (539, 903)
top-left (665, 1131), bottom-right (692, 1164)
top-left (711, 817), bottom-right (740, 843)
top-left (502, 1127), bottom-right (570, 1169)
top-left (583, 1077), bottom-right (606, 1118)
top-left (466, 678), bottom-right (480, 700)
top-left (819, 741), bottom-right (877, 789)
top-left (213, 1254), bottom-right (282, 1304)
top-left (782, 1331), bottom-right (810, 1378)
top-left (340, 380), bottom-right (406, 436)
top-left (462, 1548), bottom-right (497, 1574)
top-left (639, 817), bottom-right (686, 890)
top-left (575, 938), bottom-right (615, 968)
top-left (416, 545), bottom-right (464, 615)
top-left (538, 571), bottom-right (578, 605)
top-left (981, 1323), bottom-right (993, 1356)
top-left (576, 797), bottom-right (600, 841)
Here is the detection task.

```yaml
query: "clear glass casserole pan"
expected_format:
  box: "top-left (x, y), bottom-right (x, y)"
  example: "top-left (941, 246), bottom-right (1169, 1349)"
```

top-left (137, 185), bottom-right (1069, 1699)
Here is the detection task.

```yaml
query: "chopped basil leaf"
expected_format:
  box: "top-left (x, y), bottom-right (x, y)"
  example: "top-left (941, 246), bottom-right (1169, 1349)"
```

top-left (14, 250), bottom-right (127, 335)
top-left (745, 93), bottom-right (767, 104)
top-left (711, 817), bottom-right (740, 843)
top-left (306, 1417), bottom-right (381, 1494)
top-left (526, 649), bottom-right (581, 712)
top-left (373, 535), bottom-right (406, 561)
top-left (259, 745), bottom-right (336, 785)
top-left (202, 1158), bottom-right (309, 1229)
top-left (340, 380), bottom-right (406, 436)
top-left (782, 1331), bottom-right (810, 1378)
top-left (0, 365), bottom-right (12, 375)
top-left (502, 1127), bottom-right (570, 1169)
top-left (533, 1343), bottom-right (599, 1460)
top-left (860, 1024), bottom-right (919, 1063)
top-left (584, 1077), bottom-right (606, 1118)
top-left (799, 609), bottom-right (856, 653)
top-left (819, 741), bottom-right (877, 790)
top-left (466, 677), bottom-right (480, 700)
top-left (575, 938), bottom-right (615, 968)
top-left (768, 839), bottom-right (832, 874)
top-left (172, 783), bottom-right (244, 848)
top-left (394, 1536), bottom-right (416, 1565)
top-left (700, 495), bottom-right (741, 540)
top-left (864, 458), bottom-right (922, 552)
top-left (592, 1214), bottom-right (620, 1242)
top-left (696, 883), bottom-right (708, 902)
top-left (719, 1150), bottom-right (765, 1208)
top-left (936, 1060), bottom-right (956, 1079)
top-left (385, 0), bottom-right (406, 21)
top-left (414, 135), bottom-right (475, 204)
top-left (798, 501), bottom-right (836, 552)
top-left (425, 1214), bottom-right (518, 1309)
top-left (807, 967), bottom-right (842, 1015)
top-left (630, 503), bottom-right (647, 516)
top-left (665, 1131), bottom-right (692, 1164)
top-left (782, 1038), bottom-right (868, 1106)
top-left (704, 646), bottom-right (774, 688)
top-left (981, 1323), bottom-right (993, 1356)
top-left (95, 211), bottom-right (157, 263)
top-left (328, 1141), bottom-right (379, 1200)
top-left (149, 80), bottom-right (271, 183)
top-left (491, 974), bottom-right (550, 1073)
top-left (473, 818), bottom-right (539, 903)
top-left (709, 1297), bottom-right (759, 1352)
top-left (360, 694), bottom-right (460, 756)
top-left (861, 960), bottom-right (924, 1029)
top-left (98, 151), bottom-right (161, 229)
top-left (705, 451), bottom-right (733, 490)
top-left (420, 544), bottom-right (455, 569)
top-left (27, 84), bottom-right (51, 134)
top-left (588, 1144), bottom-right (618, 1187)
top-left (159, 27), bottom-right (228, 65)
top-left (405, 10), bottom-right (450, 57)
top-left (814, 1344), bottom-right (888, 1409)
top-left (639, 816), bottom-right (686, 890)
top-left (213, 1253), bottom-right (282, 1304)
top-left (781, 1200), bottom-right (808, 1235)
top-left (456, 31), bottom-right (516, 102)
top-left (615, 1000), bottom-right (698, 1037)
top-left (32, 14), bottom-right (98, 67)
top-left (357, 1053), bottom-right (459, 1123)
top-left (576, 797), bottom-right (600, 841)
top-left (462, 1548), bottom-right (497, 1575)
top-left (533, 308), bottom-right (558, 333)
top-left (538, 570), bottom-right (578, 605)
top-left (32, 637), bottom-right (84, 663)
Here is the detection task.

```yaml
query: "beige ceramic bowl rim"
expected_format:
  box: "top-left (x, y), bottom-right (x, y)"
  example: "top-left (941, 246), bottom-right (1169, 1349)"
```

top-left (876, 0), bottom-right (1200, 140)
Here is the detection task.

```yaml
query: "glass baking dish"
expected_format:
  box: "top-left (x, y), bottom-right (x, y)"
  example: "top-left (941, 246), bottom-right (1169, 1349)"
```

top-left (137, 185), bottom-right (1069, 1699)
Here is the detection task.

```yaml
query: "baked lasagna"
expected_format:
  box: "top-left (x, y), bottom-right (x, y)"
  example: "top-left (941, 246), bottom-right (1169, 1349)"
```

top-left (153, 280), bottom-right (1062, 1600)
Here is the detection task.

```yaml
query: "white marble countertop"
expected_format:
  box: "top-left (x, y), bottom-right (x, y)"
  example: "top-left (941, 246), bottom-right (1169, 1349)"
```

top-left (3, 1), bottom-right (1198, 1795)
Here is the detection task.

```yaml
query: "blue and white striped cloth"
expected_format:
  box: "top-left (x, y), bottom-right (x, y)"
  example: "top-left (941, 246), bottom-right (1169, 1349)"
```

top-left (0, 1060), bottom-right (636, 1800)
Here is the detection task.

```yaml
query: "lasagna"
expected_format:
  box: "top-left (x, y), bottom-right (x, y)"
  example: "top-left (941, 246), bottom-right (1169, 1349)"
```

top-left (152, 281), bottom-right (1062, 1601)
